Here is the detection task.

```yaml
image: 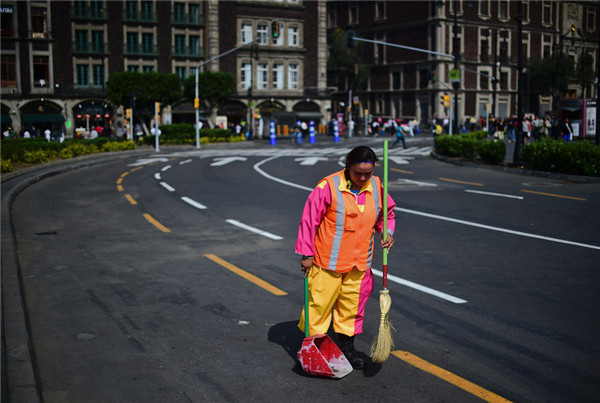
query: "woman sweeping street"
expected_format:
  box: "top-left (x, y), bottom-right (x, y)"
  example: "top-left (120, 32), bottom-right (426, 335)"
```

top-left (295, 145), bottom-right (396, 370)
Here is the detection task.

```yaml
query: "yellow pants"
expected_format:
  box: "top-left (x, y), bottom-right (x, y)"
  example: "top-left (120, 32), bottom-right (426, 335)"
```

top-left (298, 265), bottom-right (374, 337)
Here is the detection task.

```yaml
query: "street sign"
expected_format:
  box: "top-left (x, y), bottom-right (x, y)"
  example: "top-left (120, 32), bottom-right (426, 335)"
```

top-left (449, 69), bottom-right (460, 83)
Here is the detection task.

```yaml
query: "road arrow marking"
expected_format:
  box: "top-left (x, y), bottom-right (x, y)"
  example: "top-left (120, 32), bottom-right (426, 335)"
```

top-left (210, 157), bottom-right (248, 166)
top-left (128, 158), bottom-right (169, 167)
top-left (388, 156), bottom-right (411, 165)
top-left (294, 157), bottom-right (328, 166)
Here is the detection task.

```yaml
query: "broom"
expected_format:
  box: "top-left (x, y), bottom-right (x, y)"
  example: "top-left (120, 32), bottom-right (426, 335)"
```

top-left (370, 138), bottom-right (394, 363)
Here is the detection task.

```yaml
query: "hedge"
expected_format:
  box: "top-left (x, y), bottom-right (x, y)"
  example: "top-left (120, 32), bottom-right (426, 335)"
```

top-left (142, 124), bottom-right (243, 145)
top-left (434, 132), bottom-right (505, 164)
top-left (522, 139), bottom-right (600, 177)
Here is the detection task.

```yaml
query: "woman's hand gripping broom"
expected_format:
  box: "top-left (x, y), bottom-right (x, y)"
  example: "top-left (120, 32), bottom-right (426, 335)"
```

top-left (370, 138), bottom-right (394, 363)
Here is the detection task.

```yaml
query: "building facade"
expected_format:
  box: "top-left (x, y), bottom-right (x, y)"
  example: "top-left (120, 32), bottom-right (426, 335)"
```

top-left (327, 0), bottom-right (599, 132)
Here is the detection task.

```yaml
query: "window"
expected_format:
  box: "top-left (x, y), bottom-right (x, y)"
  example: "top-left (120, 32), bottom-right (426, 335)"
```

top-left (500, 71), bottom-right (508, 90)
top-left (288, 26), bottom-right (298, 46)
top-left (143, 65), bottom-right (153, 72)
top-left (189, 4), bottom-right (199, 24)
top-left (173, 3), bottom-right (185, 23)
top-left (241, 62), bottom-right (251, 89)
top-left (1, 5), bottom-right (14, 36)
top-left (349, 3), bottom-right (358, 24)
top-left (375, 1), bottom-right (385, 20)
top-left (76, 64), bottom-right (89, 86)
top-left (175, 66), bottom-right (186, 81)
top-left (392, 71), bottom-right (400, 90)
top-left (74, 1), bottom-right (87, 18)
top-left (257, 25), bottom-right (268, 45)
top-left (126, 1), bottom-right (137, 20)
top-left (586, 7), bottom-right (596, 31)
top-left (142, 33), bottom-right (154, 54)
top-left (128, 65), bottom-right (139, 72)
top-left (31, 7), bottom-right (47, 38)
top-left (75, 30), bottom-right (88, 52)
top-left (90, 0), bottom-right (103, 18)
top-left (141, 1), bottom-right (153, 21)
top-left (33, 56), bottom-right (49, 86)
top-left (1, 55), bottom-right (16, 85)
top-left (480, 38), bottom-right (489, 60)
top-left (127, 32), bottom-right (138, 53)
top-left (174, 35), bottom-right (185, 55)
top-left (241, 24), bottom-right (252, 44)
top-left (480, 71), bottom-right (489, 90)
top-left (542, 1), bottom-right (552, 25)
top-left (498, 38), bottom-right (508, 63)
top-left (257, 63), bottom-right (268, 89)
top-left (93, 64), bottom-right (104, 86)
top-left (189, 35), bottom-right (200, 56)
top-left (499, 0), bottom-right (509, 19)
top-left (91, 31), bottom-right (103, 52)
top-left (479, 0), bottom-right (490, 16)
top-left (273, 63), bottom-right (283, 89)
top-left (288, 63), bottom-right (298, 89)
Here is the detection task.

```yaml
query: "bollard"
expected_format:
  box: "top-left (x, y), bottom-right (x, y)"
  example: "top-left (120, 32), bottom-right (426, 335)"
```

top-left (334, 120), bottom-right (340, 142)
top-left (270, 121), bottom-right (277, 145)
top-left (309, 120), bottom-right (316, 143)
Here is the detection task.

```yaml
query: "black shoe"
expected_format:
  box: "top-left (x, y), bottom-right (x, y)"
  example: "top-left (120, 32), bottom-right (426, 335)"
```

top-left (338, 334), bottom-right (366, 370)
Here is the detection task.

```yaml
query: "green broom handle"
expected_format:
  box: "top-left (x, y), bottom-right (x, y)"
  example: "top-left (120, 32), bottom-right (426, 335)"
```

top-left (304, 275), bottom-right (310, 337)
top-left (383, 139), bottom-right (388, 289)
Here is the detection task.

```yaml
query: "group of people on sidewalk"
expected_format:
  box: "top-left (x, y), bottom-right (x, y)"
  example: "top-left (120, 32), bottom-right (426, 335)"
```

top-left (467, 114), bottom-right (576, 143)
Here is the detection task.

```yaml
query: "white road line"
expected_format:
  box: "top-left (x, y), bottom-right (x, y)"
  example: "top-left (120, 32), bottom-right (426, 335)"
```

top-left (180, 159), bottom-right (192, 165)
top-left (398, 178), bottom-right (438, 187)
top-left (465, 189), bottom-right (524, 199)
top-left (395, 206), bottom-right (600, 250)
top-left (160, 182), bottom-right (175, 192)
top-left (371, 269), bottom-right (467, 304)
top-left (254, 156), bottom-right (313, 191)
top-left (181, 196), bottom-right (207, 210)
top-left (161, 165), bottom-right (172, 172)
top-left (225, 219), bottom-right (283, 240)
top-left (154, 173), bottom-right (161, 180)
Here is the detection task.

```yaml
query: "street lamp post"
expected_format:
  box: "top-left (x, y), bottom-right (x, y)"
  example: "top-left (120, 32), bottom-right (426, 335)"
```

top-left (452, 1), bottom-right (459, 134)
top-left (513, 0), bottom-right (524, 165)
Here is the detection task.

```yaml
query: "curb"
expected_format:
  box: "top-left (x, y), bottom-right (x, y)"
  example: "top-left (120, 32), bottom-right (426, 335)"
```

top-left (430, 151), bottom-right (600, 184)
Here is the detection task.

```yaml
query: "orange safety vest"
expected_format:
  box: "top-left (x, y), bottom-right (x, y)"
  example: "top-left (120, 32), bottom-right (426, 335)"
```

top-left (314, 170), bottom-right (382, 273)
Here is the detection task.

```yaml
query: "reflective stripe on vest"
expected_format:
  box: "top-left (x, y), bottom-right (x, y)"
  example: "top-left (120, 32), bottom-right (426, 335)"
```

top-left (314, 171), bottom-right (381, 273)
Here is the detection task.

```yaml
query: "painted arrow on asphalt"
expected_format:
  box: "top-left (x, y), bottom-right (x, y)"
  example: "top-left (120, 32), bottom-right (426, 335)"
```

top-left (128, 158), bottom-right (170, 167)
top-left (210, 157), bottom-right (248, 166)
top-left (388, 156), bottom-right (412, 165)
top-left (294, 157), bottom-right (328, 166)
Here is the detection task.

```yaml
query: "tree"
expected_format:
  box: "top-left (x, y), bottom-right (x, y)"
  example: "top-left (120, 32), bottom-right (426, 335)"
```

top-left (574, 52), bottom-right (595, 98)
top-left (183, 71), bottom-right (235, 118)
top-left (528, 55), bottom-right (573, 97)
top-left (106, 72), bottom-right (181, 130)
top-left (328, 28), bottom-right (369, 91)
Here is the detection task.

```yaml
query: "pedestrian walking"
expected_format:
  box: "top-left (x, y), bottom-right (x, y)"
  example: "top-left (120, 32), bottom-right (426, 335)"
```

top-left (295, 146), bottom-right (396, 370)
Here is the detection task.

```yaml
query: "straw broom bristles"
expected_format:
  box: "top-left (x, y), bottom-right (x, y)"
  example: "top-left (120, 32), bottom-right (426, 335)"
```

top-left (370, 289), bottom-right (394, 363)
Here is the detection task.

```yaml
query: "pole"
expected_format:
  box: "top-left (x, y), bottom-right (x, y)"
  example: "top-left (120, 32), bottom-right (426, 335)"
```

top-left (452, 5), bottom-right (459, 135)
top-left (348, 89), bottom-right (353, 137)
top-left (513, 1), bottom-right (524, 165)
top-left (596, 25), bottom-right (600, 145)
top-left (154, 102), bottom-right (160, 152)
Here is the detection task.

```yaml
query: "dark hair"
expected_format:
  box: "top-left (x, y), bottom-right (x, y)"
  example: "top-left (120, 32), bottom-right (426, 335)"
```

top-left (345, 146), bottom-right (378, 169)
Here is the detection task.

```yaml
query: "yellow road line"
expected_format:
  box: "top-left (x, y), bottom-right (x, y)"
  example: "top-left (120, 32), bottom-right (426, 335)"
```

top-left (392, 350), bottom-right (512, 403)
top-left (117, 184), bottom-right (124, 192)
top-left (120, 172), bottom-right (129, 178)
top-left (143, 213), bottom-right (171, 233)
top-left (205, 254), bottom-right (287, 296)
top-left (131, 166), bottom-right (144, 172)
top-left (391, 168), bottom-right (414, 175)
top-left (125, 194), bottom-right (137, 205)
top-left (117, 177), bottom-right (123, 185)
top-left (439, 177), bottom-right (484, 186)
top-left (520, 189), bottom-right (586, 201)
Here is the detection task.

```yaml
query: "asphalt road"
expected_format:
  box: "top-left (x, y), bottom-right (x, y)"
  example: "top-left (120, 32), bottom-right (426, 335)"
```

top-left (3, 136), bottom-right (600, 402)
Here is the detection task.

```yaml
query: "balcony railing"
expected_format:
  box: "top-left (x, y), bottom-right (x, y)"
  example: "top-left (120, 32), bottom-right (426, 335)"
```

top-left (71, 8), bottom-right (109, 20)
top-left (171, 14), bottom-right (205, 26)
top-left (123, 11), bottom-right (157, 23)
top-left (171, 46), bottom-right (204, 58)
top-left (72, 42), bottom-right (107, 55)
top-left (124, 44), bottom-right (157, 56)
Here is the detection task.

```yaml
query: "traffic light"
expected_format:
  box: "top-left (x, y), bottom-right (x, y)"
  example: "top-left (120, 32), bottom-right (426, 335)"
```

top-left (345, 30), bottom-right (356, 48)
top-left (194, 98), bottom-right (200, 109)
top-left (125, 108), bottom-right (131, 119)
top-left (271, 20), bottom-right (280, 39)
top-left (442, 95), bottom-right (451, 108)
top-left (431, 71), bottom-right (436, 83)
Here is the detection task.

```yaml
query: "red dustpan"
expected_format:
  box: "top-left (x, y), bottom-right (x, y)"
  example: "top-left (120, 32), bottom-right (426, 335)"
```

top-left (297, 276), bottom-right (353, 378)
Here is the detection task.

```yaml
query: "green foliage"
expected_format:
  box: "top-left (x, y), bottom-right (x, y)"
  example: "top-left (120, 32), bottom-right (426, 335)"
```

top-left (528, 56), bottom-right (573, 96)
top-left (182, 71), bottom-right (235, 114)
top-left (328, 28), bottom-right (369, 89)
top-left (522, 139), bottom-right (600, 177)
top-left (102, 140), bottom-right (136, 152)
top-left (59, 143), bottom-right (100, 159)
top-left (575, 52), bottom-right (595, 98)
top-left (1, 158), bottom-right (13, 173)
top-left (144, 124), bottom-right (243, 145)
top-left (477, 140), bottom-right (506, 164)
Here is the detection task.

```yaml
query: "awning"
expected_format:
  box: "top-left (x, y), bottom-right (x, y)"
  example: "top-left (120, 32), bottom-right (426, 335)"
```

top-left (1, 114), bottom-right (12, 124)
top-left (296, 111), bottom-right (323, 120)
top-left (21, 114), bottom-right (65, 123)
top-left (561, 105), bottom-right (582, 112)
